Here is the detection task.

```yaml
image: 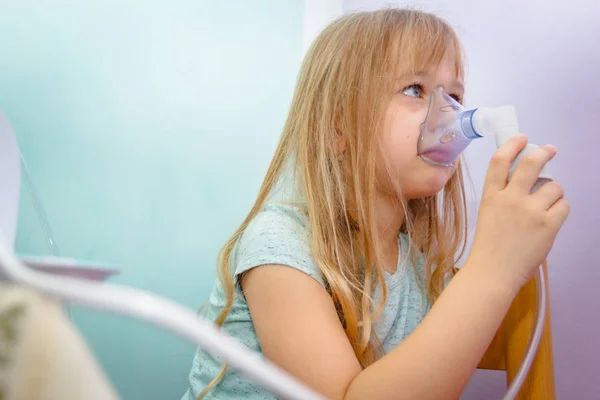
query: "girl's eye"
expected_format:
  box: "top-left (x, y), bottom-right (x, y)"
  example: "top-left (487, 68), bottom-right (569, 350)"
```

top-left (450, 94), bottom-right (463, 104)
top-left (401, 84), bottom-right (423, 98)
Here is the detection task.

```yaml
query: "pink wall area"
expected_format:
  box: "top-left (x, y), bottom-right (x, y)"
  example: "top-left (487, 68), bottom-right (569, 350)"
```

top-left (339, 1), bottom-right (599, 398)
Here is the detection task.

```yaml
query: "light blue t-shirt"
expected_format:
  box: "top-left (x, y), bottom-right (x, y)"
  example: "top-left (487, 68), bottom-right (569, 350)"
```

top-left (181, 203), bottom-right (431, 399)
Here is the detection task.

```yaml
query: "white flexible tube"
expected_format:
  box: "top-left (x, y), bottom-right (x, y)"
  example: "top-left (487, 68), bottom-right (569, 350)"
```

top-left (0, 238), bottom-right (326, 400)
top-left (500, 265), bottom-right (547, 400)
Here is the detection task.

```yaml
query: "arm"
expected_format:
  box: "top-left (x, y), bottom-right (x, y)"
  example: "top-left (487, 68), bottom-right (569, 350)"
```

top-left (345, 261), bottom-right (516, 399)
top-left (243, 260), bottom-right (517, 400)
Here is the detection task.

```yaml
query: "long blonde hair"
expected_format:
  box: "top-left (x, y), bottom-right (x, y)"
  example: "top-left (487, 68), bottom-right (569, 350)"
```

top-left (200, 8), bottom-right (469, 397)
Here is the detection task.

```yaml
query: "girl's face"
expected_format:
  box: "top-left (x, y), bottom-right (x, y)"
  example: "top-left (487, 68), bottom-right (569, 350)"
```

top-left (376, 55), bottom-right (464, 200)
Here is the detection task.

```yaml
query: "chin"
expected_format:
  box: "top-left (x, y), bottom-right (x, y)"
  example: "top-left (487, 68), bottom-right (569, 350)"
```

top-left (409, 182), bottom-right (447, 198)
top-left (406, 164), bottom-right (455, 199)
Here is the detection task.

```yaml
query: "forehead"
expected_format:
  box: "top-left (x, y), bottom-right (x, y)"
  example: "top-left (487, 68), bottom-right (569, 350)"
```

top-left (400, 49), bottom-right (462, 78)
top-left (389, 23), bottom-right (464, 81)
top-left (411, 56), bottom-right (464, 87)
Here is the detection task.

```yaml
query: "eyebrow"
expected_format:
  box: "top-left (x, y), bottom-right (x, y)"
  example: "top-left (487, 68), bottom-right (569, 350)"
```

top-left (450, 81), bottom-right (465, 93)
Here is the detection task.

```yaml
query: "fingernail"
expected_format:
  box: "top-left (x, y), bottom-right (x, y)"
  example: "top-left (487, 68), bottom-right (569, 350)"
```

top-left (544, 144), bottom-right (557, 153)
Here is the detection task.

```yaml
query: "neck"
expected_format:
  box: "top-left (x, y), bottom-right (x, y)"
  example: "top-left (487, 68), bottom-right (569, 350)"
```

top-left (374, 193), bottom-right (406, 272)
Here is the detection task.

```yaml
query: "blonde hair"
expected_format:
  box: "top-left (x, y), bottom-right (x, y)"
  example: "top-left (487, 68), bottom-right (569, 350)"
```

top-left (199, 7), bottom-right (469, 397)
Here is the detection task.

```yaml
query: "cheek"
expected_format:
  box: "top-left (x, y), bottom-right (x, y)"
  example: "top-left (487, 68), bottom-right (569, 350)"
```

top-left (384, 110), bottom-right (423, 160)
top-left (377, 132), bottom-right (414, 182)
top-left (376, 107), bottom-right (425, 179)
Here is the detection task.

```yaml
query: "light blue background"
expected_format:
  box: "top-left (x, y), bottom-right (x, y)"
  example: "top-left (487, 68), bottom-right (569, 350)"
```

top-left (0, 1), bottom-right (303, 398)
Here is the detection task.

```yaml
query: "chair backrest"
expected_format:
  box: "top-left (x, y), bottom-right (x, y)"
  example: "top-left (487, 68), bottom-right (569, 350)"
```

top-left (0, 110), bottom-right (21, 249)
top-left (478, 261), bottom-right (556, 399)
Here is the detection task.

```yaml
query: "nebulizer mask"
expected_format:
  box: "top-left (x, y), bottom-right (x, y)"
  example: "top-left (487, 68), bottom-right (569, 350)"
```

top-left (418, 86), bottom-right (552, 400)
top-left (417, 86), bottom-right (482, 166)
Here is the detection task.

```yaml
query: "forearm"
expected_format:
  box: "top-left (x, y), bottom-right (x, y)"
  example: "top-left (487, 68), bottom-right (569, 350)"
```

top-left (345, 263), bottom-right (518, 400)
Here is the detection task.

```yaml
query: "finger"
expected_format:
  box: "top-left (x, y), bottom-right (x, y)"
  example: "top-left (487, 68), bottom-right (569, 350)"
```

top-left (530, 181), bottom-right (564, 210)
top-left (547, 198), bottom-right (570, 229)
top-left (484, 134), bottom-right (528, 192)
top-left (509, 145), bottom-right (557, 194)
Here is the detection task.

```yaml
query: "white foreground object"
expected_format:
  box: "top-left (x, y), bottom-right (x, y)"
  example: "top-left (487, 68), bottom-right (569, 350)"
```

top-left (0, 238), bottom-right (325, 400)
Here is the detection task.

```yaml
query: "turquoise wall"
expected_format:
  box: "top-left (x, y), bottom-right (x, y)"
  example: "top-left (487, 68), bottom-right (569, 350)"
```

top-left (0, 1), bottom-right (303, 398)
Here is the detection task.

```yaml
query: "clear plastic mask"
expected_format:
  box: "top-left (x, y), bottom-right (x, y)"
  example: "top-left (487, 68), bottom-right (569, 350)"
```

top-left (417, 86), bottom-right (482, 167)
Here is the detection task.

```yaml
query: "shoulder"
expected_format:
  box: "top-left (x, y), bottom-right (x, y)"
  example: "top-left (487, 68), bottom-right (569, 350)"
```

top-left (244, 202), bottom-right (310, 239)
top-left (232, 202), bottom-right (324, 286)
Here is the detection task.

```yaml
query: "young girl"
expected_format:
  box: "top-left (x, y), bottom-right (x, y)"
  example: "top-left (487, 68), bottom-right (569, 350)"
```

top-left (182, 8), bottom-right (569, 400)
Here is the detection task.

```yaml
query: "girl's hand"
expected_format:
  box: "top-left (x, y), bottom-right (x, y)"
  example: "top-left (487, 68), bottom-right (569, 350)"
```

top-left (467, 134), bottom-right (570, 291)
